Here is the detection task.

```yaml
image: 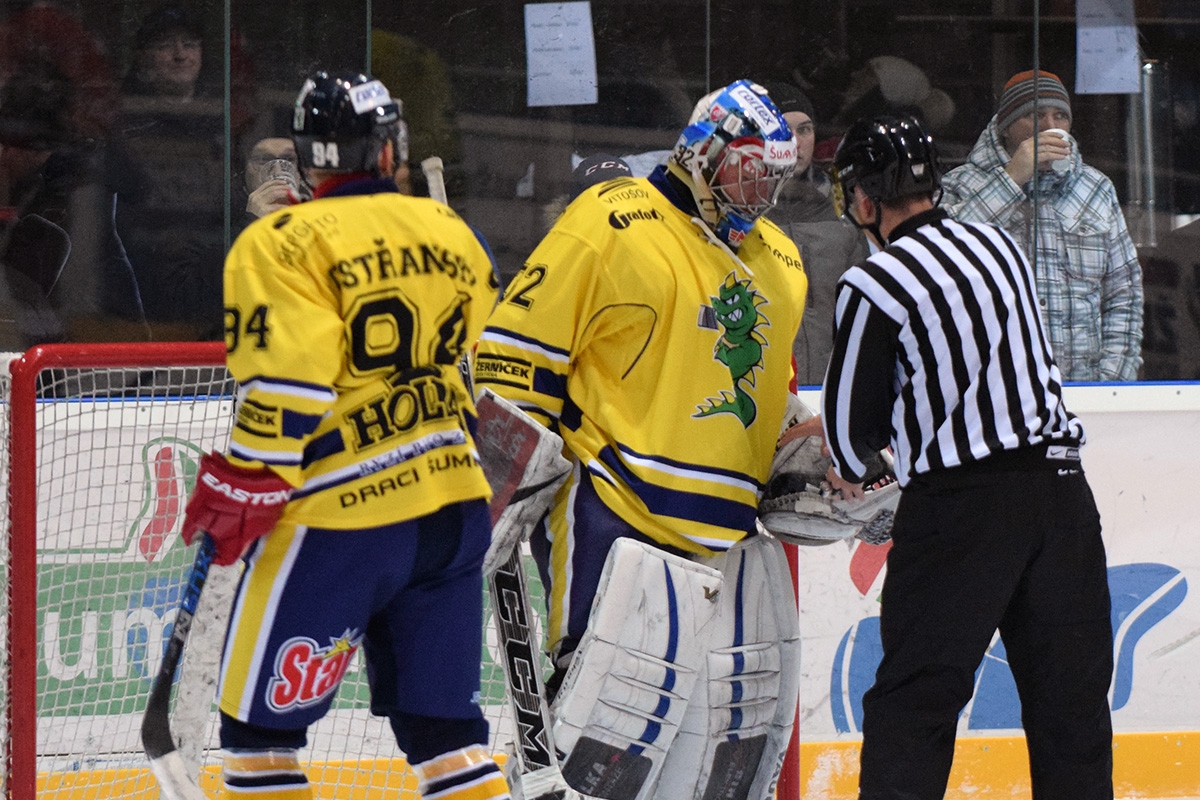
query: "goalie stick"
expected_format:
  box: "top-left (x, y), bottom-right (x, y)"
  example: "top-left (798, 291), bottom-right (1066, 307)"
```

top-left (488, 549), bottom-right (575, 800)
top-left (142, 534), bottom-right (239, 800)
top-left (475, 392), bottom-right (578, 800)
top-left (141, 533), bottom-right (216, 800)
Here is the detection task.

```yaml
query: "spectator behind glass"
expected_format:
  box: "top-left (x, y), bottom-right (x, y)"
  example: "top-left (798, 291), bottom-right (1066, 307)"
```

top-left (105, 4), bottom-right (236, 341)
top-left (761, 81), bottom-right (869, 386)
top-left (0, 79), bottom-right (79, 348)
top-left (239, 127), bottom-right (411, 239)
top-left (240, 137), bottom-right (304, 227)
top-left (0, 0), bottom-right (135, 347)
top-left (941, 70), bottom-right (1143, 381)
top-left (240, 122), bottom-right (412, 232)
top-left (124, 6), bottom-right (202, 99)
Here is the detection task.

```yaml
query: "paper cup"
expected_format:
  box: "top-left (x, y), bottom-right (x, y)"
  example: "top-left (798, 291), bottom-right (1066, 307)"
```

top-left (1043, 128), bottom-right (1071, 173)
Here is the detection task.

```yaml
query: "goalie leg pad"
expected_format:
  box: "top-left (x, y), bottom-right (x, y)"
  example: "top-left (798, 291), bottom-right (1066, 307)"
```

top-left (551, 538), bottom-right (725, 800)
top-left (653, 534), bottom-right (801, 800)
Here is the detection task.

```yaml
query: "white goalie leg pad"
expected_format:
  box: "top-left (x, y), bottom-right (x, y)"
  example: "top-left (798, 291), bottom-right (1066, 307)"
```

top-left (653, 534), bottom-right (800, 800)
top-left (474, 387), bottom-right (572, 574)
top-left (552, 538), bottom-right (724, 800)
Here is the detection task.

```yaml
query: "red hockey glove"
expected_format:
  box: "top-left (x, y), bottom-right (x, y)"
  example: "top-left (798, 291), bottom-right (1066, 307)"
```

top-left (180, 452), bottom-right (293, 566)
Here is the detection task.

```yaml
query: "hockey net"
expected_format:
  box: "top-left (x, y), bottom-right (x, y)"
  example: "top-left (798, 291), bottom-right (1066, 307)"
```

top-left (0, 343), bottom-right (550, 800)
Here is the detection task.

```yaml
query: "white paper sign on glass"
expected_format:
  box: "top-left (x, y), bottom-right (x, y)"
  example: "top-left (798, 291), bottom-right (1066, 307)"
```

top-left (1076, 0), bottom-right (1140, 95)
top-left (525, 2), bottom-right (598, 107)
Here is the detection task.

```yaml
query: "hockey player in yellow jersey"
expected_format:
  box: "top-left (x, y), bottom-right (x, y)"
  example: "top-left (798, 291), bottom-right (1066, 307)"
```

top-left (175, 71), bottom-right (509, 800)
top-left (475, 80), bottom-right (806, 800)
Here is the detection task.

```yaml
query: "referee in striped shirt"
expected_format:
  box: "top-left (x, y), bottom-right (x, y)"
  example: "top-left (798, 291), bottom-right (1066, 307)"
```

top-left (823, 116), bottom-right (1113, 800)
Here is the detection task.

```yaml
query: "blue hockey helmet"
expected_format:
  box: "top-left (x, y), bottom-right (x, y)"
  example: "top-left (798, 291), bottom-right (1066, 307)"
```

top-left (669, 80), bottom-right (798, 248)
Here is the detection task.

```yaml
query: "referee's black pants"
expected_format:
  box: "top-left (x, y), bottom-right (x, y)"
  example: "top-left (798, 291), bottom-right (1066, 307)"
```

top-left (858, 450), bottom-right (1114, 800)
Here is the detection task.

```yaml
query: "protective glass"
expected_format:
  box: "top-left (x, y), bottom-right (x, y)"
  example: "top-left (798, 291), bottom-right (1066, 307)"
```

top-left (709, 137), bottom-right (795, 221)
top-left (831, 167), bottom-right (848, 220)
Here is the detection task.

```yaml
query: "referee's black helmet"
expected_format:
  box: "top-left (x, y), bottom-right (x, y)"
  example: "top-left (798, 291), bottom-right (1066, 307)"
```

top-left (831, 115), bottom-right (940, 219)
top-left (291, 70), bottom-right (404, 176)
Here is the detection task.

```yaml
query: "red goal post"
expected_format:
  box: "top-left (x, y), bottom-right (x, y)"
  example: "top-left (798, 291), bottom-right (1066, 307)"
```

top-left (2, 342), bottom-right (799, 800)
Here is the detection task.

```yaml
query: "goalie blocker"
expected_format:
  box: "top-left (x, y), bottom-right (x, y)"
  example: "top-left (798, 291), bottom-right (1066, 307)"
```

top-left (552, 536), bottom-right (799, 800)
top-left (474, 387), bottom-right (571, 574)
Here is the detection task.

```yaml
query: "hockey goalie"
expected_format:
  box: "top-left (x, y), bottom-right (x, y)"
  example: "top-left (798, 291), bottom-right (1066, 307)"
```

top-left (473, 79), bottom-right (806, 800)
top-left (475, 387), bottom-right (800, 800)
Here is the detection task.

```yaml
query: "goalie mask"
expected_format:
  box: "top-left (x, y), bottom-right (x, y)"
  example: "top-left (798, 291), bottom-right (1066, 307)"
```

top-left (291, 70), bottom-right (406, 178)
top-left (669, 80), bottom-right (798, 249)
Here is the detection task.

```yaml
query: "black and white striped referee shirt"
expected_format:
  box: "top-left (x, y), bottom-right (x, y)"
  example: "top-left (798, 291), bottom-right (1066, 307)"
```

top-left (822, 207), bottom-right (1085, 486)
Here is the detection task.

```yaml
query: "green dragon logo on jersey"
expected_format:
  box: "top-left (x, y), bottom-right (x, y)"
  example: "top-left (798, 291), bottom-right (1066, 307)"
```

top-left (695, 272), bottom-right (769, 427)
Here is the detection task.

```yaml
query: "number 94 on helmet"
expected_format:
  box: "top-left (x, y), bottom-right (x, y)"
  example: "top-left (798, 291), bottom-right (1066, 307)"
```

top-left (291, 70), bottom-right (407, 178)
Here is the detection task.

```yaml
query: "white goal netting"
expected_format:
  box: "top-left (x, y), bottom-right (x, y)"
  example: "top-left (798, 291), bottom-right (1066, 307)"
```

top-left (1, 345), bottom-right (546, 800)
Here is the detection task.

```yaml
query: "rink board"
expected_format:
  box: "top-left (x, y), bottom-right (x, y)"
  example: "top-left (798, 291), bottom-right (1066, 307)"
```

top-left (28, 732), bottom-right (1200, 800)
top-left (790, 383), bottom-right (1200, 798)
top-left (21, 383), bottom-right (1200, 799)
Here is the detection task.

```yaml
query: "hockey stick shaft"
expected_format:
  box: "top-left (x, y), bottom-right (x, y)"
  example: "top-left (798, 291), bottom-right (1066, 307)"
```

top-left (142, 534), bottom-right (217, 800)
top-left (421, 156), bottom-right (447, 205)
top-left (488, 546), bottom-right (583, 800)
top-left (488, 545), bottom-right (558, 773)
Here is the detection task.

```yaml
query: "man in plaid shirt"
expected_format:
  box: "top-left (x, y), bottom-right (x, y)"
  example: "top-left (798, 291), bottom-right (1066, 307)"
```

top-left (942, 70), bottom-right (1142, 382)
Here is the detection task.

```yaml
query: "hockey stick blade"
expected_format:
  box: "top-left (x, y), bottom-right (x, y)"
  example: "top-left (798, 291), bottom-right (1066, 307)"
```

top-left (142, 534), bottom-right (217, 800)
top-left (514, 766), bottom-right (579, 800)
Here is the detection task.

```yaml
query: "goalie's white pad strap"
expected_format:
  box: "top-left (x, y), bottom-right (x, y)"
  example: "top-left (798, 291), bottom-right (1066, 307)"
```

top-left (552, 538), bottom-right (724, 800)
top-left (474, 388), bottom-right (571, 574)
top-left (654, 534), bottom-right (800, 800)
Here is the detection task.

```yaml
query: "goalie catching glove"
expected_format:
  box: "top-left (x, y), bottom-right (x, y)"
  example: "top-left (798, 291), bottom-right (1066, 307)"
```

top-left (180, 452), bottom-right (293, 566)
top-left (758, 395), bottom-right (898, 546)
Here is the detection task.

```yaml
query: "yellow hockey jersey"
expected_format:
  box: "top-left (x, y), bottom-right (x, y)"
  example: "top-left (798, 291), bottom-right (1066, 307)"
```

top-left (223, 186), bottom-right (498, 528)
top-left (475, 175), bottom-right (807, 555)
